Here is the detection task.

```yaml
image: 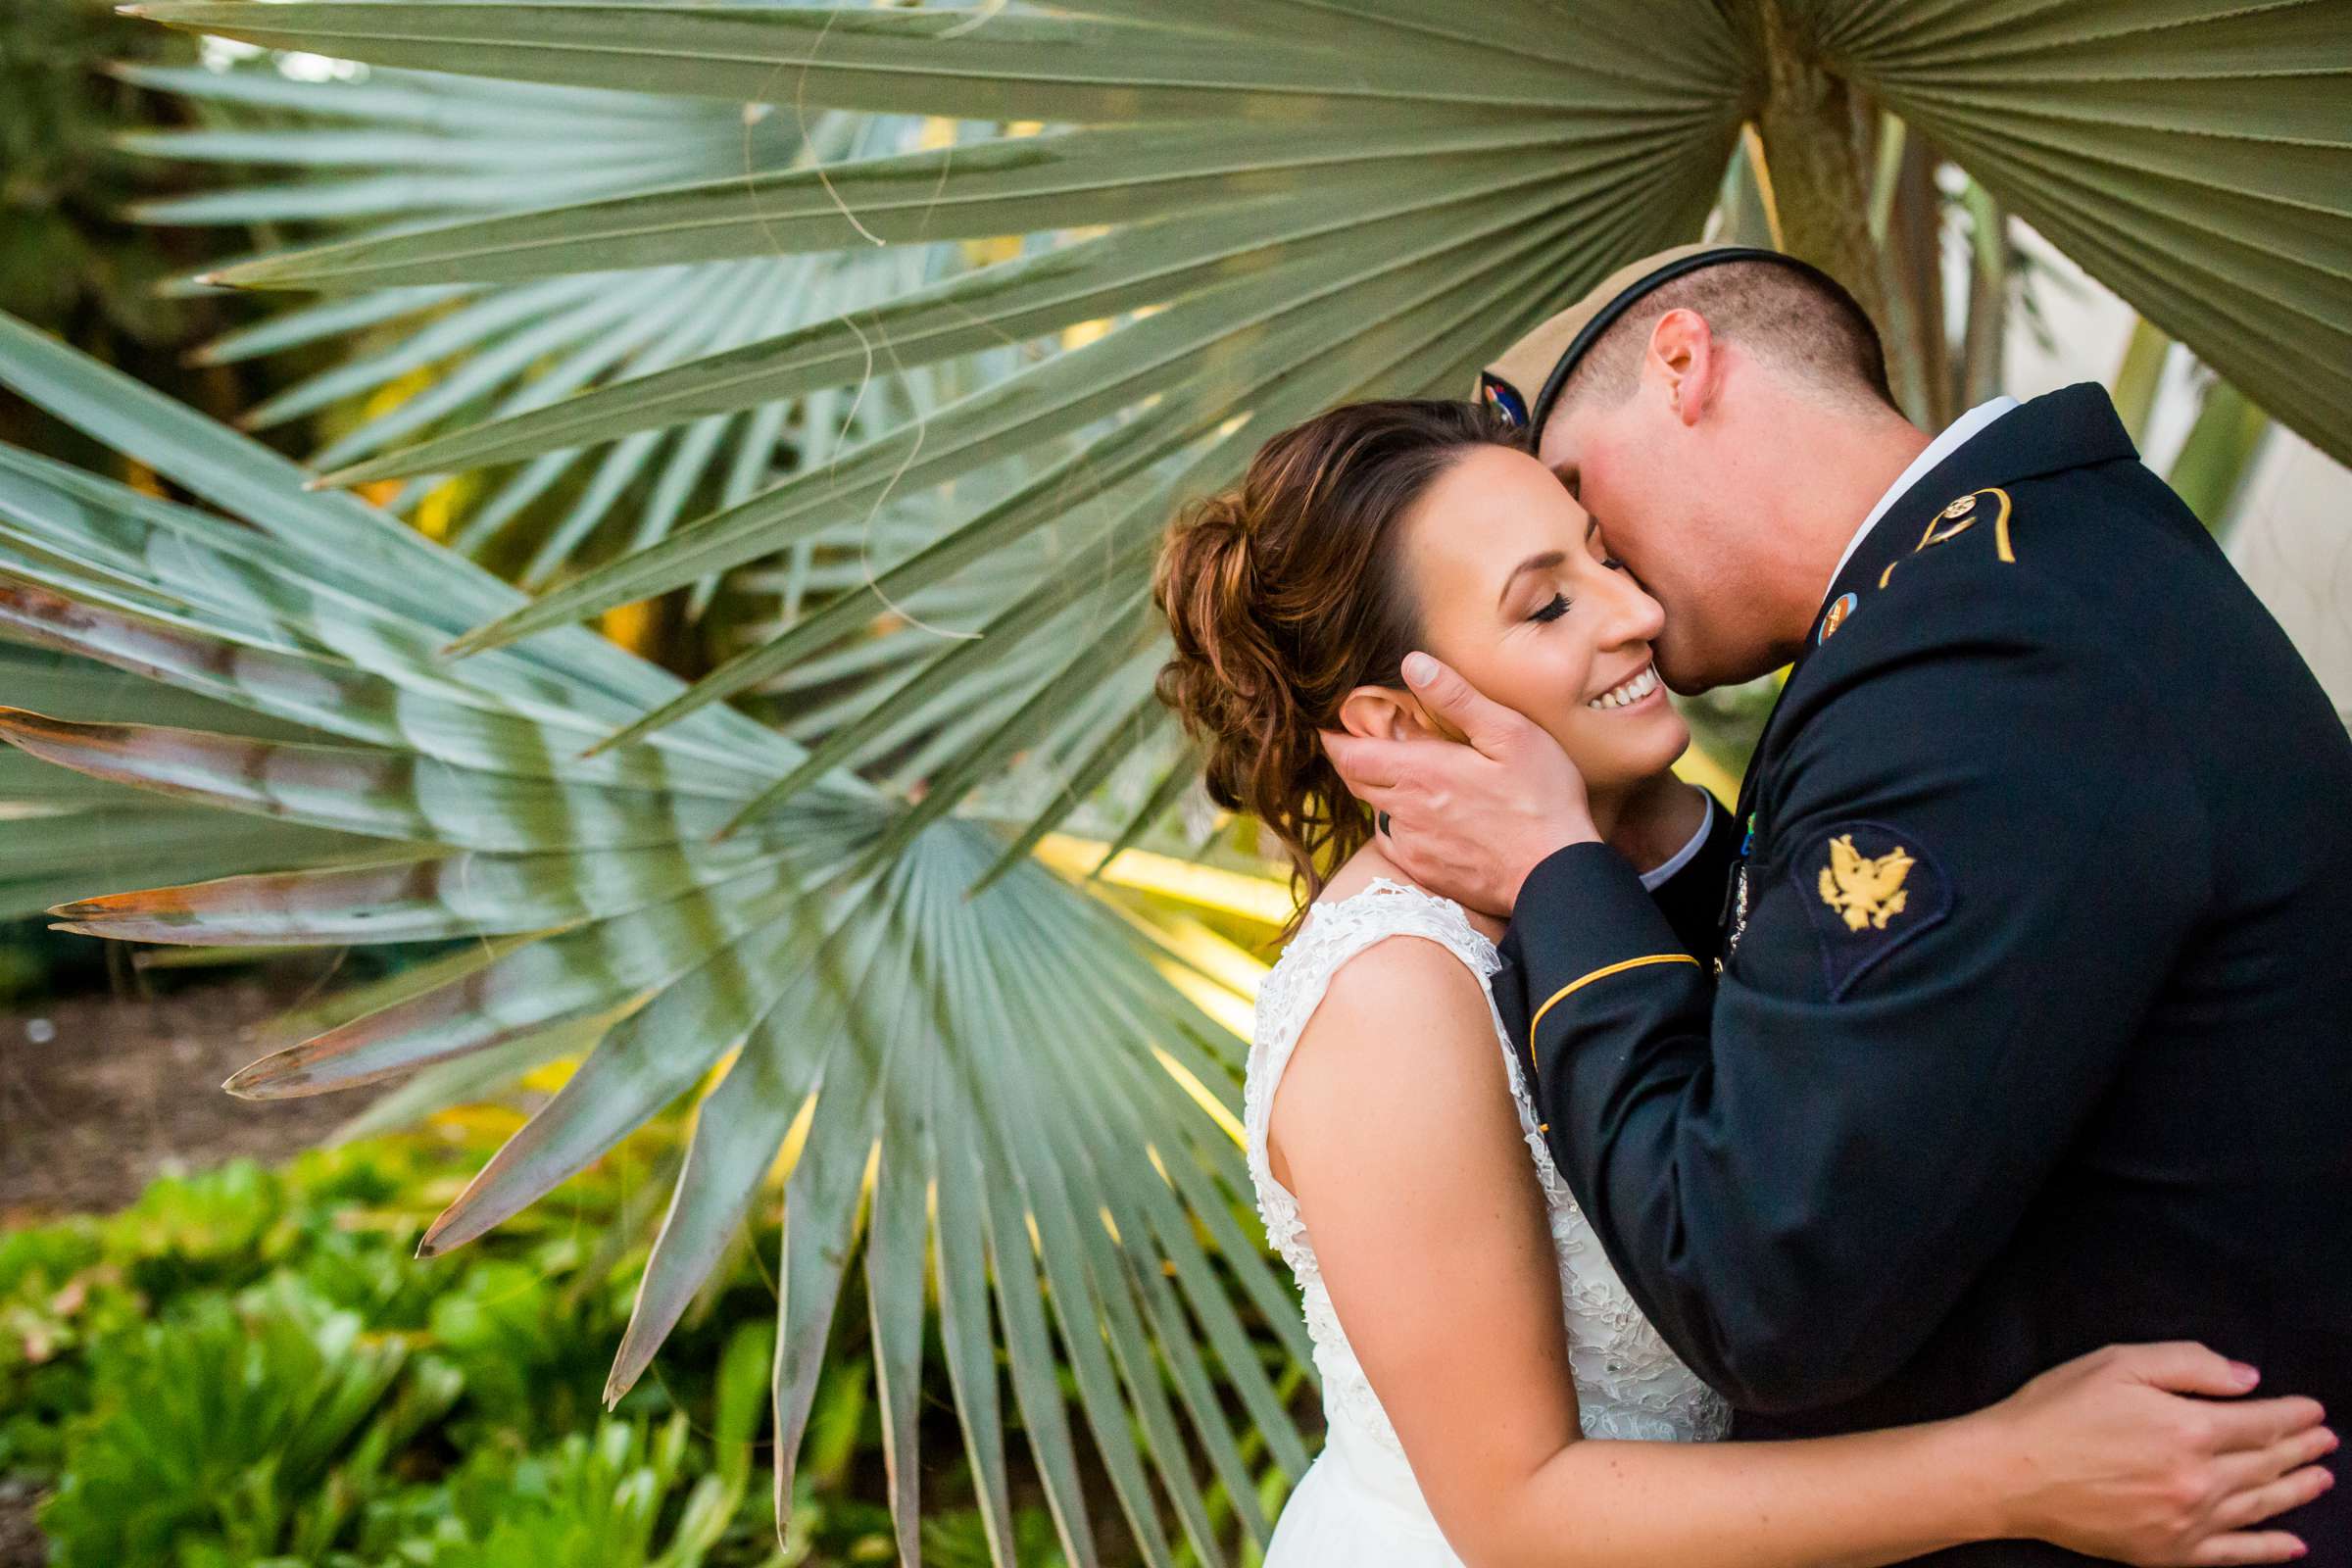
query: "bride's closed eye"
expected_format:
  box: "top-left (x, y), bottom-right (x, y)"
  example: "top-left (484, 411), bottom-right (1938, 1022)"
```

top-left (1530, 563), bottom-right (1627, 624)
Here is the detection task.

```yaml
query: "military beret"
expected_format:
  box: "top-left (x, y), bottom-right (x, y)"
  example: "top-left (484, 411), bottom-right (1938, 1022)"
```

top-left (1474, 243), bottom-right (1851, 442)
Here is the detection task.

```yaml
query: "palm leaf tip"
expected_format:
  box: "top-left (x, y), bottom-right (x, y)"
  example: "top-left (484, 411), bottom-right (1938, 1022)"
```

top-left (45, 887), bottom-right (172, 941)
top-left (310, 456), bottom-right (394, 490)
top-left (0, 708), bottom-right (112, 769)
top-left (572, 726), bottom-right (629, 761)
top-left (603, 1288), bottom-right (677, 1406)
top-left (414, 1174), bottom-right (513, 1259)
top-left (221, 1051), bottom-right (310, 1100)
top-left (439, 622), bottom-right (509, 660)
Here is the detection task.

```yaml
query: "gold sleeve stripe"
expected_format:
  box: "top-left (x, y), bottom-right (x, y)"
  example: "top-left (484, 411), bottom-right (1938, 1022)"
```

top-left (1528, 953), bottom-right (1701, 1046)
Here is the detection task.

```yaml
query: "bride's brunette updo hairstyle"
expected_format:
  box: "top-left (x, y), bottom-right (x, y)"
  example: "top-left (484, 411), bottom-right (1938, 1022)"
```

top-left (1152, 399), bottom-right (1516, 935)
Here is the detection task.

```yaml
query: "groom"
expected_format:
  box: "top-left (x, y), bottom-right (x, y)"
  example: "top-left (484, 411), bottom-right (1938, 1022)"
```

top-left (1325, 246), bottom-right (2351, 1564)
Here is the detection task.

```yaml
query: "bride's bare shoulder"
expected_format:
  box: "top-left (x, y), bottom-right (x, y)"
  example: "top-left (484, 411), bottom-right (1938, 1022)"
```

top-left (1271, 863), bottom-right (1518, 1190)
top-left (1282, 853), bottom-right (1501, 1100)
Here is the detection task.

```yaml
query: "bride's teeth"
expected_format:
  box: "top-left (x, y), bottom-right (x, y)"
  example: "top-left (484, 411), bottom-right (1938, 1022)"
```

top-left (1588, 664), bottom-right (1657, 710)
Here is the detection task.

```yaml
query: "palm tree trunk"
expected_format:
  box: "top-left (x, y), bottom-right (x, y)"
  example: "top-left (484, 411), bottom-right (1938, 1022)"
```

top-left (1745, 0), bottom-right (1888, 358)
top-left (1883, 129), bottom-right (1954, 428)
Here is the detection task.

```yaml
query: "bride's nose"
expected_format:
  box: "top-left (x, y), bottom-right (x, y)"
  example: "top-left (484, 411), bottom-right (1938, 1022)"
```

top-left (1592, 563), bottom-right (1667, 652)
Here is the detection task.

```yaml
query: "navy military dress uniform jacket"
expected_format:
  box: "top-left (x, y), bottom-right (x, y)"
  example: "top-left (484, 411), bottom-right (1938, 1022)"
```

top-left (1494, 384), bottom-right (2352, 1566)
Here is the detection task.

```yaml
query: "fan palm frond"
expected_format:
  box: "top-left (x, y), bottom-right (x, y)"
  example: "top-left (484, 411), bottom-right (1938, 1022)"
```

top-left (0, 310), bottom-right (1303, 1566)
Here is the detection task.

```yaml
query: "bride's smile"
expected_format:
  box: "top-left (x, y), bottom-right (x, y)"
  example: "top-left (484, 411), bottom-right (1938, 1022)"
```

top-left (1583, 663), bottom-right (1661, 711)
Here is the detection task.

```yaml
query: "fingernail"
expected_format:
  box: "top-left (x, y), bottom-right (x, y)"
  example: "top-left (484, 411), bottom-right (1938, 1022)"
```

top-left (2231, 1361), bottom-right (2261, 1388)
top-left (1401, 652), bottom-right (1435, 684)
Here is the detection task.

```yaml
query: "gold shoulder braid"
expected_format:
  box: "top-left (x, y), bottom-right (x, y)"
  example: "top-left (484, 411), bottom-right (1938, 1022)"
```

top-left (1880, 487), bottom-right (2015, 590)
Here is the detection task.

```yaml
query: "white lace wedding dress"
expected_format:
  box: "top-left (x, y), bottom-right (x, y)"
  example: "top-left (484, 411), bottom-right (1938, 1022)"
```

top-left (1247, 879), bottom-right (1731, 1562)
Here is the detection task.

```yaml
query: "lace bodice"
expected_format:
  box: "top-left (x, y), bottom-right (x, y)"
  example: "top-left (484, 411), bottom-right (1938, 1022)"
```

top-left (1245, 879), bottom-right (1732, 1461)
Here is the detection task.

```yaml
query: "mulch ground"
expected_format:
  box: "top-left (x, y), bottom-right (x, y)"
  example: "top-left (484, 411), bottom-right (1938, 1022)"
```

top-left (0, 1481), bottom-right (43, 1568)
top-left (1, 967), bottom-right (385, 1224)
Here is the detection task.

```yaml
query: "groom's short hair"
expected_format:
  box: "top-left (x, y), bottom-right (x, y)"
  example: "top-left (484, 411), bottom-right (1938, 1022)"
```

top-left (1478, 247), bottom-right (1899, 439)
top-left (1559, 256), bottom-right (1897, 418)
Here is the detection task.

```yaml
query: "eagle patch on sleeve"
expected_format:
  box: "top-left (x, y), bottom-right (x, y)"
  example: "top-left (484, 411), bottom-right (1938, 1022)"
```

top-left (1791, 821), bottom-right (1952, 1000)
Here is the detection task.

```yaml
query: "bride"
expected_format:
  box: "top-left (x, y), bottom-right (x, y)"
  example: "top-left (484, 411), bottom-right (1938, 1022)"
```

top-left (1150, 400), bottom-right (2334, 1567)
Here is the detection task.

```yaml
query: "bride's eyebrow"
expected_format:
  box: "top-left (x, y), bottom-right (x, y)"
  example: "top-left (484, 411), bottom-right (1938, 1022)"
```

top-left (1496, 551), bottom-right (1567, 610)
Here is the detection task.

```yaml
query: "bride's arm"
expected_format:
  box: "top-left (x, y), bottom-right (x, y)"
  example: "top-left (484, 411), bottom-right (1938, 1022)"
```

top-left (1275, 939), bottom-right (2332, 1568)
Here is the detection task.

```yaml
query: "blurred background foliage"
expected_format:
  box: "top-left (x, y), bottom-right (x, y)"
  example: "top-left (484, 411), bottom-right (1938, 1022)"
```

top-left (0, 0), bottom-right (240, 460)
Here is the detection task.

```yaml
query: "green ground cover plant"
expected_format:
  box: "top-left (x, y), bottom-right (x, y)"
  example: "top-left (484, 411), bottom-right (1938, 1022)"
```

top-left (1, 1120), bottom-right (1102, 1567)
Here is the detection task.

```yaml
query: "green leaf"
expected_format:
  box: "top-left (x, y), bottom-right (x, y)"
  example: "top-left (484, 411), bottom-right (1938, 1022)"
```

top-left (124, 3), bottom-right (1717, 122)
top-left (0, 304), bottom-right (1299, 1563)
top-left (1821, 0), bottom-right (2352, 468)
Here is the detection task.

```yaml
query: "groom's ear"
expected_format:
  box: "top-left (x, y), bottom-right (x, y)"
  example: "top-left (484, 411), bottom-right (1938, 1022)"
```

top-left (1645, 307), bottom-right (1720, 428)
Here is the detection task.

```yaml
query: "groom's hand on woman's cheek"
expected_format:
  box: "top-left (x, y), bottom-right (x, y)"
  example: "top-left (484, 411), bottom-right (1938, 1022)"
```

top-left (1319, 652), bottom-right (1598, 919)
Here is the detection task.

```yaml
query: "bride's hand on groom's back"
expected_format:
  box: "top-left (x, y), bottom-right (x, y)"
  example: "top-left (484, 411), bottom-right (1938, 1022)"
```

top-left (1968, 1341), bottom-right (2333, 1565)
top-left (1320, 652), bottom-right (1593, 917)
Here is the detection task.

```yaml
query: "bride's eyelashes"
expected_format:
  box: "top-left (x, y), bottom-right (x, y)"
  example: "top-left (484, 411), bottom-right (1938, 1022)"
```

top-left (1525, 545), bottom-right (1627, 625)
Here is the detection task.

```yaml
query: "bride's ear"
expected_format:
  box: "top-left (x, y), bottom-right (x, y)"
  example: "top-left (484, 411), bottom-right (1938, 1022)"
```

top-left (1336, 684), bottom-right (1430, 742)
